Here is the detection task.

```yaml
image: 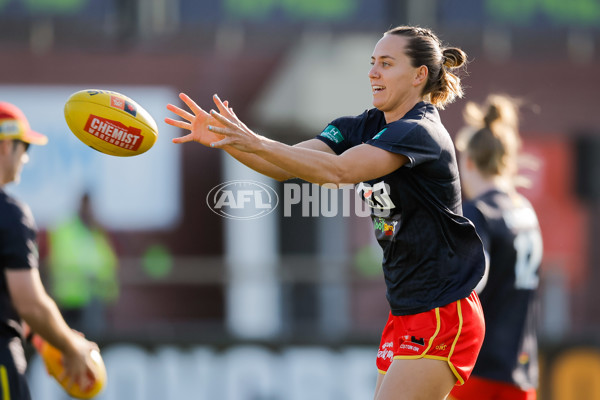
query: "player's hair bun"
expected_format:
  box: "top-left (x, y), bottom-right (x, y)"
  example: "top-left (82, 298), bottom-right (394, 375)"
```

top-left (442, 48), bottom-right (466, 69)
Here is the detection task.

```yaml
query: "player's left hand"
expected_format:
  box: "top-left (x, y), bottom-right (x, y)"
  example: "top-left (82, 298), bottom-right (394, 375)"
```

top-left (207, 94), bottom-right (264, 153)
top-left (165, 93), bottom-right (228, 147)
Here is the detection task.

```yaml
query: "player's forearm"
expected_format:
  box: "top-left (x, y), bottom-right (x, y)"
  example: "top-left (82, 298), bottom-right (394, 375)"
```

top-left (255, 139), bottom-right (347, 185)
top-left (224, 146), bottom-right (295, 182)
top-left (19, 295), bottom-right (78, 355)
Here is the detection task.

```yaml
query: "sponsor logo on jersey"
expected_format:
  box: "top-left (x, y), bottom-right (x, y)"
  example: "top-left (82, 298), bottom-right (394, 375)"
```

top-left (319, 125), bottom-right (344, 144)
top-left (373, 217), bottom-right (397, 236)
top-left (356, 181), bottom-right (396, 211)
top-left (372, 128), bottom-right (387, 140)
top-left (83, 115), bottom-right (143, 151)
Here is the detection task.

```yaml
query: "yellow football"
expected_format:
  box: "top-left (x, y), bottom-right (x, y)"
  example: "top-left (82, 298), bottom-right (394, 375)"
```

top-left (32, 335), bottom-right (107, 399)
top-left (64, 89), bottom-right (158, 156)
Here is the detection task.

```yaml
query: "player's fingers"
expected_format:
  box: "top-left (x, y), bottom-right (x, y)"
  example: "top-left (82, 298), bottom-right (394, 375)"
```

top-left (214, 96), bottom-right (241, 123)
top-left (206, 125), bottom-right (229, 136)
top-left (80, 368), bottom-right (93, 390)
top-left (164, 118), bottom-right (192, 130)
top-left (57, 368), bottom-right (67, 382)
top-left (209, 109), bottom-right (237, 129)
top-left (87, 340), bottom-right (100, 352)
top-left (234, 112), bottom-right (250, 130)
top-left (65, 377), bottom-right (75, 391)
top-left (172, 133), bottom-right (196, 144)
top-left (210, 138), bottom-right (231, 148)
top-left (221, 101), bottom-right (237, 118)
top-left (212, 94), bottom-right (225, 109)
top-left (59, 369), bottom-right (76, 390)
top-left (215, 102), bottom-right (245, 130)
top-left (213, 95), bottom-right (235, 119)
top-left (179, 93), bottom-right (205, 116)
top-left (166, 104), bottom-right (195, 122)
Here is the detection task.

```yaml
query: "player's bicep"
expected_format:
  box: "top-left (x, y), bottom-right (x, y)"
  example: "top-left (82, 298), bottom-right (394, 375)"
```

top-left (294, 138), bottom-right (337, 154)
top-left (336, 144), bottom-right (408, 183)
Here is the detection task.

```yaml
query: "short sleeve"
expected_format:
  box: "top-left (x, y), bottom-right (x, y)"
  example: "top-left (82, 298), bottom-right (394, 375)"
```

top-left (315, 121), bottom-right (351, 155)
top-left (366, 122), bottom-right (441, 167)
top-left (0, 201), bottom-right (39, 270)
top-left (314, 109), bottom-right (385, 155)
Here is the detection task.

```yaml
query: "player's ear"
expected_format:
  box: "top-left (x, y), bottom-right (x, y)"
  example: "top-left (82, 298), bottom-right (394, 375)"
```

top-left (413, 65), bottom-right (428, 87)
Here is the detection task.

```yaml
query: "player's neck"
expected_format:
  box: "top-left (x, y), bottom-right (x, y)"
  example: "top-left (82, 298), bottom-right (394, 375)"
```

top-left (468, 175), bottom-right (512, 199)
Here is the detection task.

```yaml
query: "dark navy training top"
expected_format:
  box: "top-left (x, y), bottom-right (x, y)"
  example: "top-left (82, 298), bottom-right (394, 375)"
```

top-left (0, 188), bottom-right (38, 341)
top-left (464, 189), bottom-right (542, 390)
top-left (316, 102), bottom-right (485, 315)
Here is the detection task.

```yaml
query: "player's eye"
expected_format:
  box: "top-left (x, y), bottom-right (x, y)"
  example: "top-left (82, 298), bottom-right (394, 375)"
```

top-left (14, 140), bottom-right (30, 152)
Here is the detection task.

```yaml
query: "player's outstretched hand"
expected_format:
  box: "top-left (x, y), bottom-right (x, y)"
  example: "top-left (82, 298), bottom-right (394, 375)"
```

top-left (208, 94), bottom-right (264, 153)
top-left (165, 93), bottom-right (228, 147)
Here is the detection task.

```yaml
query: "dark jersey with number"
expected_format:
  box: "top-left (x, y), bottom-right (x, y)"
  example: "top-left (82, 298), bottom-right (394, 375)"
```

top-left (316, 102), bottom-right (485, 315)
top-left (464, 189), bottom-right (542, 390)
top-left (0, 188), bottom-right (38, 341)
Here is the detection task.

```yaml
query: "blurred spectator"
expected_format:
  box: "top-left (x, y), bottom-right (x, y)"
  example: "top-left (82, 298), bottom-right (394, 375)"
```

top-left (47, 192), bottom-right (118, 337)
top-left (450, 95), bottom-right (543, 400)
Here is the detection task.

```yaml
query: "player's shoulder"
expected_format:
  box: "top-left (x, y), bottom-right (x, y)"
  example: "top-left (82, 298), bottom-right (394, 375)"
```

top-left (477, 190), bottom-right (534, 213)
top-left (0, 190), bottom-right (35, 229)
top-left (469, 190), bottom-right (503, 215)
top-left (402, 101), bottom-right (440, 124)
top-left (330, 108), bottom-right (384, 129)
top-left (387, 103), bottom-right (441, 132)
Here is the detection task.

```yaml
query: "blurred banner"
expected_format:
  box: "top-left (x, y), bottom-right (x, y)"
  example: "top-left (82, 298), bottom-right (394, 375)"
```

top-left (26, 342), bottom-right (600, 400)
top-left (441, 0), bottom-right (600, 29)
top-left (0, 0), bottom-right (109, 17)
top-left (0, 0), bottom-right (387, 27)
top-left (4, 0), bottom-right (599, 30)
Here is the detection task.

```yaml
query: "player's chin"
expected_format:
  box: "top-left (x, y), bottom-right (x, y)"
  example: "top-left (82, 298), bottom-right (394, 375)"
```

top-left (371, 95), bottom-right (385, 110)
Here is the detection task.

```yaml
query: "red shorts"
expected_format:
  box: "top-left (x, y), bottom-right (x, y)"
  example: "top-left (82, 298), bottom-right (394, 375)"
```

top-left (449, 375), bottom-right (537, 400)
top-left (376, 291), bottom-right (485, 385)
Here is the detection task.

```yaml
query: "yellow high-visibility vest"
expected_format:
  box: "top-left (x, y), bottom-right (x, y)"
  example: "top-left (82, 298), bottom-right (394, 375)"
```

top-left (48, 216), bottom-right (118, 309)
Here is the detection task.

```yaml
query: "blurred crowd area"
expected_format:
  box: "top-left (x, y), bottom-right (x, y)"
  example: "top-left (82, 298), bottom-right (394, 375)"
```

top-left (2, 1), bottom-right (600, 397)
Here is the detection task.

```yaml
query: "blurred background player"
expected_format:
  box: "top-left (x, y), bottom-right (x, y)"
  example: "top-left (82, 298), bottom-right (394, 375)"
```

top-left (449, 95), bottom-right (543, 400)
top-left (47, 192), bottom-right (119, 338)
top-left (166, 26), bottom-right (486, 400)
top-left (0, 102), bottom-right (101, 399)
